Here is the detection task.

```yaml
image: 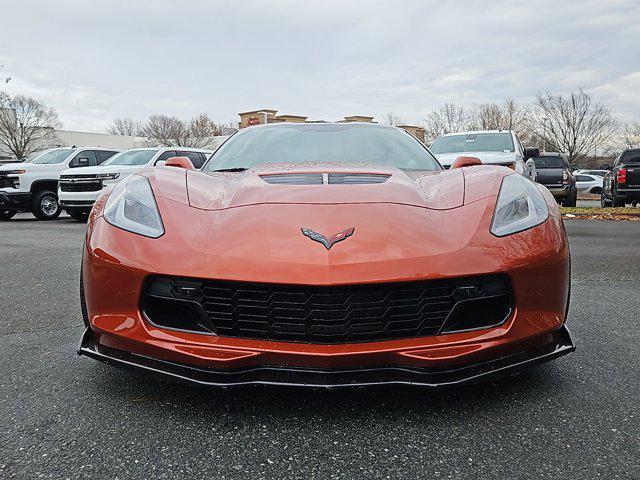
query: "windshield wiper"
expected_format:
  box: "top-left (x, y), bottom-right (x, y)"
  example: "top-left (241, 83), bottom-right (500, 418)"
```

top-left (210, 167), bottom-right (248, 172)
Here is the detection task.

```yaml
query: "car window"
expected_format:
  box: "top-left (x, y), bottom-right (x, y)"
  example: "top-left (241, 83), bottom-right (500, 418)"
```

top-left (104, 149), bottom-right (159, 166)
top-left (431, 133), bottom-right (514, 154)
top-left (533, 156), bottom-right (565, 168)
top-left (30, 149), bottom-right (74, 164)
top-left (96, 150), bottom-right (119, 164)
top-left (155, 151), bottom-right (178, 165)
top-left (575, 175), bottom-right (593, 182)
top-left (514, 134), bottom-right (524, 155)
top-left (177, 151), bottom-right (205, 168)
top-left (69, 150), bottom-right (98, 168)
top-left (620, 150), bottom-right (640, 165)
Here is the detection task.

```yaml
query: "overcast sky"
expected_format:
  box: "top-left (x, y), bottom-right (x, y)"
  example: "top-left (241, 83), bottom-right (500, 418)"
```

top-left (1, 0), bottom-right (638, 132)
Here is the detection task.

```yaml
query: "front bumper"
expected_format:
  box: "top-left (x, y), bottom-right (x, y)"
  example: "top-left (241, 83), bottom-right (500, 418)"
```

top-left (545, 185), bottom-right (569, 198)
top-left (78, 325), bottom-right (575, 387)
top-left (614, 188), bottom-right (640, 201)
top-left (0, 190), bottom-right (31, 210)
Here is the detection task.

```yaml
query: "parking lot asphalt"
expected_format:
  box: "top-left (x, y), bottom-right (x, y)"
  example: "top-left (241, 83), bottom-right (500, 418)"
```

top-left (1, 214), bottom-right (638, 479)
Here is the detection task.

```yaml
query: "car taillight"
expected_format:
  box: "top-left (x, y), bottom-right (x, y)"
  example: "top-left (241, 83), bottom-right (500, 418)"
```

top-left (617, 167), bottom-right (627, 184)
top-left (562, 170), bottom-right (569, 184)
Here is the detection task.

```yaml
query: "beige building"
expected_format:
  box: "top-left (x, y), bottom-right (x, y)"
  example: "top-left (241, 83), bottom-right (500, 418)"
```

top-left (237, 108), bottom-right (425, 142)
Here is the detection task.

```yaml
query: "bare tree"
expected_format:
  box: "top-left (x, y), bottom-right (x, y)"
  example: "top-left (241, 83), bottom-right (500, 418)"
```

top-left (106, 117), bottom-right (142, 136)
top-left (468, 99), bottom-right (531, 138)
top-left (382, 112), bottom-right (404, 127)
top-left (0, 92), bottom-right (61, 158)
top-left (619, 121), bottom-right (640, 149)
top-left (141, 113), bottom-right (222, 148)
top-left (530, 88), bottom-right (618, 165)
top-left (423, 103), bottom-right (469, 144)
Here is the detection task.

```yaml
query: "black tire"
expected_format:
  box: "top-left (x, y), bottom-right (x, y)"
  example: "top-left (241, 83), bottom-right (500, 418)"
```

top-left (0, 210), bottom-right (16, 220)
top-left (590, 187), bottom-right (602, 195)
top-left (613, 196), bottom-right (626, 207)
top-left (601, 192), bottom-right (612, 207)
top-left (31, 190), bottom-right (61, 220)
top-left (69, 211), bottom-right (89, 223)
top-left (563, 187), bottom-right (577, 207)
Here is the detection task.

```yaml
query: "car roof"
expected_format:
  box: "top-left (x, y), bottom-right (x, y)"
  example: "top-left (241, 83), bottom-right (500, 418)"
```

top-left (535, 152), bottom-right (564, 157)
top-left (439, 129), bottom-right (514, 137)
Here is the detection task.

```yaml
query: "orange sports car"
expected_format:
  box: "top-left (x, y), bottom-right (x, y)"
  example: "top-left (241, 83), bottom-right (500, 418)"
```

top-left (78, 122), bottom-right (574, 387)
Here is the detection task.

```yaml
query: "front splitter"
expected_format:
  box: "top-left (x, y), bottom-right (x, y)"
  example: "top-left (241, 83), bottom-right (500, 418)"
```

top-left (77, 326), bottom-right (575, 388)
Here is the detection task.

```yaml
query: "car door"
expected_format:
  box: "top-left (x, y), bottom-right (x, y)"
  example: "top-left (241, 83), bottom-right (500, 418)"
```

top-left (69, 150), bottom-right (98, 168)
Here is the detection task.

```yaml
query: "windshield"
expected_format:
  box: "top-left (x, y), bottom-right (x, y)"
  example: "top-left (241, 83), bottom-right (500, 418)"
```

top-left (620, 150), bottom-right (640, 165)
top-left (204, 124), bottom-right (441, 171)
top-left (103, 149), bottom-right (158, 166)
top-left (533, 156), bottom-right (566, 168)
top-left (30, 149), bottom-right (74, 164)
top-left (431, 133), bottom-right (514, 154)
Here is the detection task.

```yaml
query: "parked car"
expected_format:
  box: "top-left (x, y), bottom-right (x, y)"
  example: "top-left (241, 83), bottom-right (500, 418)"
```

top-left (573, 169), bottom-right (609, 178)
top-left (601, 148), bottom-right (640, 207)
top-left (430, 130), bottom-right (539, 177)
top-left (78, 122), bottom-right (574, 387)
top-left (574, 173), bottom-right (604, 195)
top-left (58, 147), bottom-right (213, 221)
top-left (0, 147), bottom-right (119, 220)
top-left (532, 152), bottom-right (577, 206)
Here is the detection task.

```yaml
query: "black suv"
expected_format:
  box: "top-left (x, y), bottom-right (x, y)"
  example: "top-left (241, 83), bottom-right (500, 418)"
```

top-left (602, 148), bottom-right (640, 207)
top-left (532, 152), bottom-right (577, 206)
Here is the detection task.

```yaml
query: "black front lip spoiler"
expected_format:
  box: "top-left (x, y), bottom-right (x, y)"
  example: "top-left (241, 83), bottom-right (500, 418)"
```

top-left (78, 326), bottom-right (575, 388)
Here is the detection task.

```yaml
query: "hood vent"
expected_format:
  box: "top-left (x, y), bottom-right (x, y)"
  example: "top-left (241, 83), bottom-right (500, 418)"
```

top-left (328, 173), bottom-right (389, 184)
top-left (260, 173), bottom-right (323, 185)
top-left (260, 173), bottom-right (390, 185)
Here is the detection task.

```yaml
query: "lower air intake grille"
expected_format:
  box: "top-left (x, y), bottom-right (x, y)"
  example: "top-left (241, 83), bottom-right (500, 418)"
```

top-left (142, 275), bottom-right (513, 344)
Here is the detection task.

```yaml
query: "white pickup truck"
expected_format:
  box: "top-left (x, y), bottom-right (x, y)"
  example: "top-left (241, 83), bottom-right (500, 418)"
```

top-left (430, 130), bottom-right (539, 178)
top-left (58, 147), bottom-right (213, 221)
top-left (0, 147), bottom-right (120, 220)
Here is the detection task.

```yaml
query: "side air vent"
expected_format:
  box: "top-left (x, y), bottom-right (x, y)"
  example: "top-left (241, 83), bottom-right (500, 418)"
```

top-left (260, 174), bottom-right (323, 185)
top-left (328, 173), bottom-right (389, 184)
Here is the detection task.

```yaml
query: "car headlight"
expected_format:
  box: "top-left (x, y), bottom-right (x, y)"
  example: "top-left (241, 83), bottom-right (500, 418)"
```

top-left (490, 174), bottom-right (548, 237)
top-left (96, 173), bottom-right (120, 180)
top-left (4, 169), bottom-right (26, 175)
top-left (103, 175), bottom-right (164, 238)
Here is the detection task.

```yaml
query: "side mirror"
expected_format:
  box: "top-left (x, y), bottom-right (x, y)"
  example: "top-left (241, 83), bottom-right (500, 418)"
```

top-left (164, 156), bottom-right (194, 170)
top-left (523, 147), bottom-right (540, 159)
top-left (451, 156), bottom-right (482, 169)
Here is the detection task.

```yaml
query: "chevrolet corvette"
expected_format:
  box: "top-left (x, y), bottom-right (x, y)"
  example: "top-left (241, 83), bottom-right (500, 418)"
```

top-left (78, 122), bottom-right (574, 387)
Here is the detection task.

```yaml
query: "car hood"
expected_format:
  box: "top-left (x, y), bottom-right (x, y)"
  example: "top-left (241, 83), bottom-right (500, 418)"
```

top-left (436, 151), bottom-right (517, 167)
top-left (0, 162), bottom-right (61, 172)
top-left (60, 164), bottom-right (143, 176)
top-left (181, 163), bottom-right (466, 211)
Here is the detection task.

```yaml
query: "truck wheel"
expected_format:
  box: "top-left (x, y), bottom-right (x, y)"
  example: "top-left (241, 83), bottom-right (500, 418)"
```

top-left (32, 190), bottom-right (61, 220)
top-left (613, 196), bottom-right (626, 207)
top-left (0, 210), bottom-right (16, 220)
top-left (601, 193), bottom-right (612, 207)
top-left (563, 187), bottom-right (577, 207)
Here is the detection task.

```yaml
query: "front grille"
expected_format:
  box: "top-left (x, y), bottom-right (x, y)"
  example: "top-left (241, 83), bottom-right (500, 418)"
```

top-left (142, 275), bottom-right (513, 344)
top-left (60, 174), bottom-right (99, 179)
top-left (60, 182), bottom-right (103, 192)
top-left (0, 176), bottom-right (15, 188)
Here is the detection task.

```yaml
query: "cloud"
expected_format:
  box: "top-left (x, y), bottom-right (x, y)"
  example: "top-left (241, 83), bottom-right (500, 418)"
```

top-left (1, 0), bottom-right (638, 131)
